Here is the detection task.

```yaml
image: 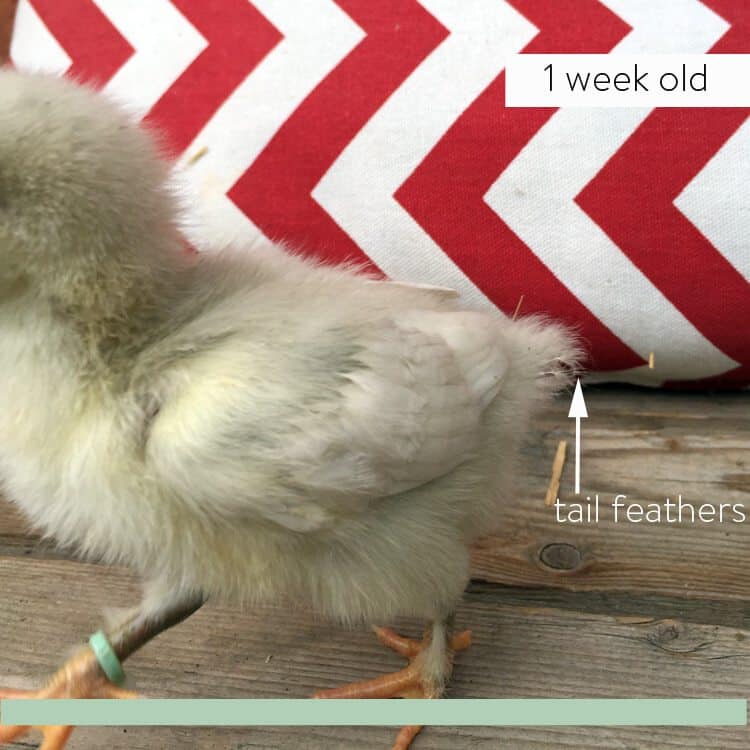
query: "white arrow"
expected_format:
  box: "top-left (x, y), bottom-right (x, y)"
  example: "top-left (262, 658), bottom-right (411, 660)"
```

top-left (568, 378), bottom-right (588, 495)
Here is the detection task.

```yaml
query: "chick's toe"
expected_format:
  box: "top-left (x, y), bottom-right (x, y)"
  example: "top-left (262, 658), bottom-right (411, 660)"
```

top-left (313, 623), bottom-right (471, 750)
top-left (0, 648), bottom-right (137, 749)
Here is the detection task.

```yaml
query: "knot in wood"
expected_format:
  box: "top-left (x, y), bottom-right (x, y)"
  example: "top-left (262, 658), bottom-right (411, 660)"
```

top-left (654, 622), bottom-right (681, 644)
top-left (539, 542), bottom-right (582, 571)
top-left (647, 619), bottom-right (687, 651)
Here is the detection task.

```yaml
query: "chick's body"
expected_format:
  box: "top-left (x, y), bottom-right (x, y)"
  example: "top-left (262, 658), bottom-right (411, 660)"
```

top-left (0, 73), bottom-right (579, 736)
top-left (2, 233), bottom-right (572, 626)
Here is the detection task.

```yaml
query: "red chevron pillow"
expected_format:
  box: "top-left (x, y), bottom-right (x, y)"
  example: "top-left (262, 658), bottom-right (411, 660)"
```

top-left (9, 0), bottom-right (750, 387)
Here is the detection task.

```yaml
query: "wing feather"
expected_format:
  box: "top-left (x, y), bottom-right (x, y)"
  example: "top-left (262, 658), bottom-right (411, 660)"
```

top-left (282, 311), bottom-right (508, 503)
top-left (145, 310), bottom-right (508, 532)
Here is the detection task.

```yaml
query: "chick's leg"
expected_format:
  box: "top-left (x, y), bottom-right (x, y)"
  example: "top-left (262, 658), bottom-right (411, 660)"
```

top-left (314, 619), bottom-right (471, 750)
top-left (0, 595), bottom-right (204, 749)
top-left (0, 659), bottom-right (137, 748)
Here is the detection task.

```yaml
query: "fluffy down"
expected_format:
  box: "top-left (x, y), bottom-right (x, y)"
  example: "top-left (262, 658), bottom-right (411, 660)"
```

top-left (0, 71), bottom-right (582, 631)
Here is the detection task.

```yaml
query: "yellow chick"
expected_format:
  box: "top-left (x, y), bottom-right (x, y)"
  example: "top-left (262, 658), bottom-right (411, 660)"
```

top-left (0, 71), bottom-right (581, 750)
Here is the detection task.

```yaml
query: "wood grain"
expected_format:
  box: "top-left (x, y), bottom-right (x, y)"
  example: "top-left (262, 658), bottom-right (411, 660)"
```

top-left (1, 386), bottom-right (748, 747)
top-left (1, 556), bottom-right (749, 749)
top-left (472, 387), bottom-right (750, 600)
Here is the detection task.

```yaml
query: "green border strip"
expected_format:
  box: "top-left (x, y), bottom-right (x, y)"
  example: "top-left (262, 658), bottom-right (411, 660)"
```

top-left (1, 699), bottom-right (746, 727)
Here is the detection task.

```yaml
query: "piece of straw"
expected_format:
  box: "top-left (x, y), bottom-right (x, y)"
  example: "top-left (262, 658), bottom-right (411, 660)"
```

top-left (512, 294), bottom-right (525, 320)
top-left (648, 351), bottom-right (655, 369)
top-left (544, 440), bottom-right (567, 506)
top-left (186, 145), bottom-right (209, 166)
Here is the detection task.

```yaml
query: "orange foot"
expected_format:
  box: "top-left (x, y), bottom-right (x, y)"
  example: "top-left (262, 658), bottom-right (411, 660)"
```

top-left (314, 625), bottom-right (471, 750)
top-left (0, 648), bottom-right (137, 749)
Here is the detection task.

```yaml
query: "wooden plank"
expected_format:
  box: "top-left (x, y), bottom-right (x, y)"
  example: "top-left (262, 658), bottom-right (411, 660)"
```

top-left (0, 499), bottom-right (28, 540)
top-left (467, 582), bottom-right (750, 630)
top-left (0, 501), bottom-right (65, 561)
top-left (1, 556), bottom-right (749, 749)
top-left (7, 719), bottom-right (746, 750)
top-left (2, 386), bottom-right (749, 598)
top-left (473, 386), bottom-right (750, 600)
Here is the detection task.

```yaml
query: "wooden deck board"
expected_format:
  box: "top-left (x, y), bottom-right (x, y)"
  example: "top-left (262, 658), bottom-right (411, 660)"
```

top-left (1, 386), bottom-right (748, 748)
top-left (1, 557), bottom-right (749, 749)
top-left (476, 387), bottom-right (750, 600)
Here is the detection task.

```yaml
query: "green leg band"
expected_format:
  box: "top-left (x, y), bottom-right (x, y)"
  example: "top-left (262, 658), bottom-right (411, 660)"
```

top-left (88, 630), bottom-right (126, 686)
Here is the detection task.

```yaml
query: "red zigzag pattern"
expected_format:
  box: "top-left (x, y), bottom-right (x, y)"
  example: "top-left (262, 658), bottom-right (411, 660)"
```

top-left (395, 0), bottom-right (639, 372)
top-left (19, 0), bottom-right (750, 385)
top-left (30, 0), bottom-right (132, 85)
top-left (229, 0), bottom-right (448, 268)
top-left (144, 0), bottom-right (282, 157)
top-left (577, 0), bottom-right (750, 387)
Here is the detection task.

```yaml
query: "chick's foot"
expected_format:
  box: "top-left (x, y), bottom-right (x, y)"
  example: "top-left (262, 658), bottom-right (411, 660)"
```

top-left (314, 624), bottom-right (471, 750)
top-left (0, 647), bottom-right (137, 749)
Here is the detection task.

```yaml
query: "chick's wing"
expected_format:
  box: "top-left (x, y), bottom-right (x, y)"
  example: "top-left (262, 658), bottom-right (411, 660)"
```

top-left (143, 310), bottom-right (508, 533)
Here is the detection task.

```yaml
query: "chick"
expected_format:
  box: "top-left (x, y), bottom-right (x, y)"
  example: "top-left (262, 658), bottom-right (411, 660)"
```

top-left (0, 71), bottom-right (581, 750)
